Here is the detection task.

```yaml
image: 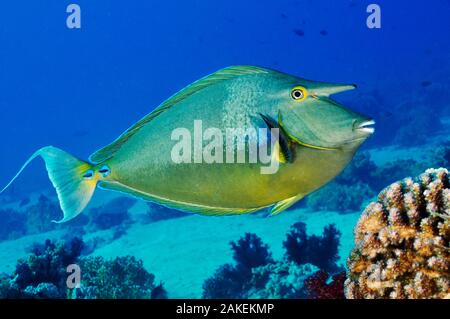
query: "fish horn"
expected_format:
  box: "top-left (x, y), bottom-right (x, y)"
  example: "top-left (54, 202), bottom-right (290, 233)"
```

top-left (0, 146), bottom-right (98, 223)
top-left (312, 82), bottom-right (357, 96)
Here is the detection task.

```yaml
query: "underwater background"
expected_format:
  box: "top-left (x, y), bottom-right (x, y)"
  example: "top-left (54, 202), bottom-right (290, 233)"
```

top-left (0, 0), bottom-right (449, 298)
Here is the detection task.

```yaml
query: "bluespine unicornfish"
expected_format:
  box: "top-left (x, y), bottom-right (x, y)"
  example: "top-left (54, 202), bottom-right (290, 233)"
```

top-left (1, 66), bottom-right (374, 222)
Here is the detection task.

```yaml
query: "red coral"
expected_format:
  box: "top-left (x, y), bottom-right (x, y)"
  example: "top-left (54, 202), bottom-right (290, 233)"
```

top-left (304, 270), bottom-right (346, 299)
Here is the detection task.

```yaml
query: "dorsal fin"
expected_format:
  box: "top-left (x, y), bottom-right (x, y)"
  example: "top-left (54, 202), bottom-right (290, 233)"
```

top-left (89, 65), bottom-right (270, 164)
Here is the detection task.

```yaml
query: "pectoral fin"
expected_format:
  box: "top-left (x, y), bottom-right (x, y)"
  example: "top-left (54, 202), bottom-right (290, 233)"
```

top-left (259, 113), bottom-right (295, 163)
top-left (272, 141), bottom-right (286, 164)
top-left (270, 194), bottom-right (305, 216)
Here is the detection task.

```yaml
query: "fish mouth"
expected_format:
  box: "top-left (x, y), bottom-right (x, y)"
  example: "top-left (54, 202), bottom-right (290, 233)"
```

top-left (355, 119), bottom-right (375, 135)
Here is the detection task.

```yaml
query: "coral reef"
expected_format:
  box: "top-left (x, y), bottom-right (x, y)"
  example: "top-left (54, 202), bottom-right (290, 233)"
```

top-left (345, 168), bottom-right (450, 299)
top-left (202, 263), bottom-right (249, 299)
top-left (248, 262), bottom-right (317, 298)
top-left (203, 224), bottom-right (343, 299)
top-left (22, 283), bottom-right (61, 299)
top-left (283, 222), bottom-right (342, 273)
top-left (0, 237), bottom-right (166, 299)
top-left (202, 233), bottom-right (273, 298)
top-left (231, 233), bottom-right (273, 274)
top-left (303, 270), bottom-right (346, 299)
top-left (0, 237), bottom-right (83, 298)
top-left (75, 255), bottom-right (166, 299)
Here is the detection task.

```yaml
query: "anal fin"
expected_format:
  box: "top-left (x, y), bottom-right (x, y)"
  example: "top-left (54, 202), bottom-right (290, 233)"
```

top-left (270, 194), bottom-right (305, 216)
top-left (98, 181), bottom-right (266, 216)
top-left (272, 141), bottom-right (286, 164)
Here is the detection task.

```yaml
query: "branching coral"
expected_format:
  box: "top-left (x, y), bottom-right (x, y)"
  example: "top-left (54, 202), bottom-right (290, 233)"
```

top-left (202, 263), bottom-right (249, 299)
top-left (345, 168), bottom-right (450, 299)
top-left (0, 238), bottom-right (83, 298)
top-left (283, 222), bottom-right (342, 273)
top-left (75, 255), bottom-right (166, 299)
top-left (203, 227), bottom-right (344, 299)
top-left (231, 233), bottom-right (273, 274)
top-left (202, 233), bottom-right (273, 298)
top-left (0, 237), bottom-right (166, 299)
top-left (248, 262), bottom-right (317, 298)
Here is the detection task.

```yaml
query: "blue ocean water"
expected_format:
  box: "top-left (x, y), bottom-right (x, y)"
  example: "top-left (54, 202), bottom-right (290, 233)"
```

top-left (0, 0), bottom-right (449, 299)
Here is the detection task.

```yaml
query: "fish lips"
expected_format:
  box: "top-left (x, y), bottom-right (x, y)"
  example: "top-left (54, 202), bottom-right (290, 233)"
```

top-left (341, 119), bottom-right (375, 147)
top-left (354, 119), bottom-right (376, 136)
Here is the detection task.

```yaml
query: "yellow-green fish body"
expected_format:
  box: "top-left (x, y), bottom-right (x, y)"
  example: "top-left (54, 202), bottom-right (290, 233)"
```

top-left (1, 66), bottom-right (374, 222)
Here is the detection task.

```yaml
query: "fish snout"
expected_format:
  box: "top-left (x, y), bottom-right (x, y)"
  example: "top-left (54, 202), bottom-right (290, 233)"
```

top-left (353, 119), bottom-right (375, 136)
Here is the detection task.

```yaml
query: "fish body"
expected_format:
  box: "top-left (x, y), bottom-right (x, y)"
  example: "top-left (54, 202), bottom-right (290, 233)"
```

top-left (1, 66), bottom-right (374, 222)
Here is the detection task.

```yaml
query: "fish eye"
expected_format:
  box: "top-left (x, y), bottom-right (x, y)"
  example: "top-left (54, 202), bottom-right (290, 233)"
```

top-left (291, 86), bottom-right (308, 101)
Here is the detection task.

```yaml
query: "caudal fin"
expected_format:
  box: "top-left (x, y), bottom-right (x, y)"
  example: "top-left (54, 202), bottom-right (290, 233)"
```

top-left (0, 146), bottom-right (97, 223)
